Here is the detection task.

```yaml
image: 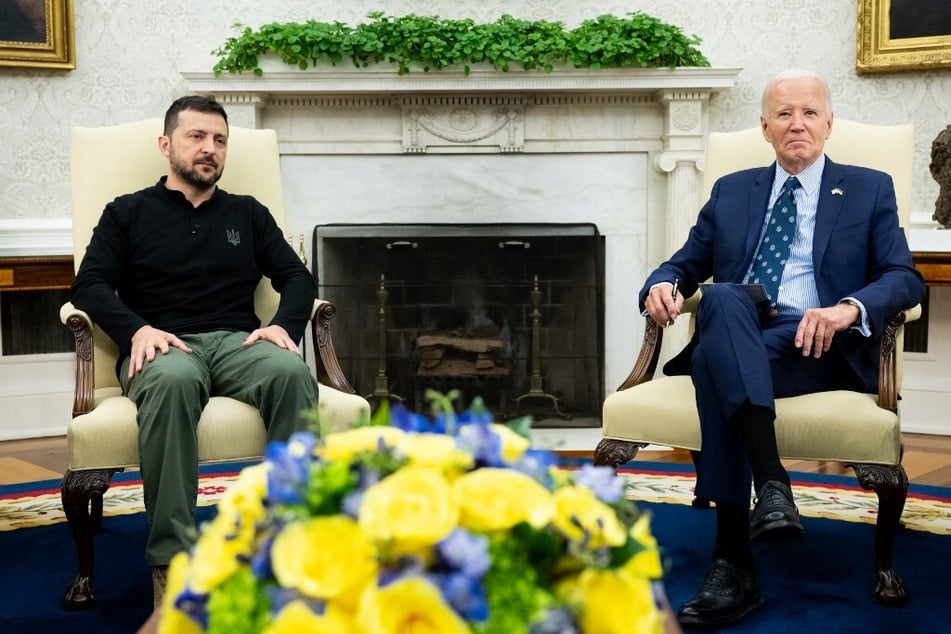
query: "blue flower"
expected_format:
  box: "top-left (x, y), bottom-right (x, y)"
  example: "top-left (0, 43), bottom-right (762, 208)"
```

top-left (432, 571), bottom-right (489, 622)
top-left (512, 448), bottom-right (559, 487)
top-left (264, 432), bottom-right (316, 504)
top-left (265, 585), bottom-right (324, 619)
top-left (390, 402), bottom-right (441, 433)
top-left (174, 586), bottom-right (210, 629)
top-left (249, 529), bottom-right (277, 580)
top-left (437, 528), bottom-right (491, 579)
top-left (454, 416), bottom-right (503, 466)
top-left (574, 464), bottom-right (625, 503)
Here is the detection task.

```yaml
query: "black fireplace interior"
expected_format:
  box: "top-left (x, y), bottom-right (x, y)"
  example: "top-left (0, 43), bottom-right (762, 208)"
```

top-left (312, 223), bottom-right (604, 425)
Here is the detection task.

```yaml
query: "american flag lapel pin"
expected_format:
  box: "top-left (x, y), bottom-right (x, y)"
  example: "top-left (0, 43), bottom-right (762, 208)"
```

top-left (831, 187), bottom-right (844, 196)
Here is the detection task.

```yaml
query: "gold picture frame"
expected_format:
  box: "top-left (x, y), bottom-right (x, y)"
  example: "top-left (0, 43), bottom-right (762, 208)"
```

top-left (857, 0), bottom-right (951, 73)
top-left (0, 0), bottom-right (75, 69)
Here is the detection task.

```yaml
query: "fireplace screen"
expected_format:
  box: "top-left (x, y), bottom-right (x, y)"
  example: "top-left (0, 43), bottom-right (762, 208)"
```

top-left (312, 223), bottom-right (604, 426)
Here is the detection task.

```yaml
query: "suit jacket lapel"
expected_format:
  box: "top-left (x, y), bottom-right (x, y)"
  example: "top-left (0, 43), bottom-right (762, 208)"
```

top-left (813, 158), bottom-right (847, 282)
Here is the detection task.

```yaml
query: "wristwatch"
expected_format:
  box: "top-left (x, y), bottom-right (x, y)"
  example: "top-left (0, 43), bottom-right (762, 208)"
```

top-left (839, 298), bottom-right (862, 325)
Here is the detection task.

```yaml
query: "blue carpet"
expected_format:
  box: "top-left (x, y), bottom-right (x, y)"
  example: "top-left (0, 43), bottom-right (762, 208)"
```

top-left (0, 463), bottom-right (948, 633)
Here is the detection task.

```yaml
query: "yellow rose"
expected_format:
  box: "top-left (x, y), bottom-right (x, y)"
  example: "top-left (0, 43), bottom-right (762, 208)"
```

top-left (359, 466), bottom-right (459, 553)
top-left (570, 568), bottom-right (664, 634)
top-left (231, 461), bottom-right (269, 496)
top-left (397, 433), bottom-right (474, 474)
top-left (552, 485), bottom-right (626, 549)
top-left (491, 423), bottom-right (530, 463)
top-left (271, 515), bottom-right (377, 605)
top-left (263, 600), bottom-right (354, 634)
top-left (187, 510), bottom-right (259, 594)
top-left (453, 467), bottom-right (555, 531)
top-left (318, 426), bottom-right (406, 463)
top-left (623, 515), bottom-right (664, 579)
top-left (158, 552), bottom-right (202, 634)
top-left (359, 576), bottom-right (471, 634)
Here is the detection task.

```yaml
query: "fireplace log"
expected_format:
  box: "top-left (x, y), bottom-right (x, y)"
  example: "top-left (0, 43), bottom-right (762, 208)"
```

top-left (415, 335), bottom-right (502, 353)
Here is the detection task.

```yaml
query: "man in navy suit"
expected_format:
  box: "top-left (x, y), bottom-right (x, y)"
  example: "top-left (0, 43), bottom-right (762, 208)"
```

top-left (641, 70), bottom-right (925, 627)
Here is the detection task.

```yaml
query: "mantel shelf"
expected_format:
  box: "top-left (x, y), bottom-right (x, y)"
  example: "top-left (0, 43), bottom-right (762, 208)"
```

top-left (182, 65), bottom-right (741, 96)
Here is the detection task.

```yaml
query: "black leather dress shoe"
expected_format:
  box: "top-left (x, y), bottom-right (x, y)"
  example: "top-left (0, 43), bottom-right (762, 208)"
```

top-left (750, 480), bottom-right (804, 541)
top-left (677, 558), bottom-right (764, 627)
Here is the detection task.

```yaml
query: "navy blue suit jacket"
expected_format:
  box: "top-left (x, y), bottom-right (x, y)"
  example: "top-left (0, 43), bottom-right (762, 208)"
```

top-left (640, 157), bottom-right (925, 392)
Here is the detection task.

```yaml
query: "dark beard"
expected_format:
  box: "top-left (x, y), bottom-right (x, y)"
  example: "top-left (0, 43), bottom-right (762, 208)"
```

top-left (170, 156), bottom-right (222, 191)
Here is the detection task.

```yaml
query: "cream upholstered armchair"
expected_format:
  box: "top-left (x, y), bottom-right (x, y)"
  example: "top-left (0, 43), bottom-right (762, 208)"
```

top-left (595, 120), bottom-right (920, 606)
top-left (60, 119), bottom-right (371, 609)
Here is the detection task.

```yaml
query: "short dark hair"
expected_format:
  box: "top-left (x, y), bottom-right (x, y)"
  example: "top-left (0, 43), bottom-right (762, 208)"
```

top-left (163, 95), bottom-right (228, 136)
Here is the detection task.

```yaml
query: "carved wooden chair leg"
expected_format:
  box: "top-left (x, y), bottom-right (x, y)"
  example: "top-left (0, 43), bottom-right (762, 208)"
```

top-left (61, 468), bottom-right (119, 610)
top-left (89, 487), bottom-right (105, 532)
top-left (593, 438), bottom-right (647, 472)
top-left (850, 462), bottom-right (909, 606)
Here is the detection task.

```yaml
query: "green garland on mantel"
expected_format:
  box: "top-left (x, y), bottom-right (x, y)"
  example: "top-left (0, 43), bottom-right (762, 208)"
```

top-left (212, 11), bottom-right (709, 77)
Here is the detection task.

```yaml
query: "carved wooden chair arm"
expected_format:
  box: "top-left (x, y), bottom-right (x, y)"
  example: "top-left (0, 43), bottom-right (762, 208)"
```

top-left (616, 291), bottom-right (702, 391)
top-left (60, 302), bottom-right (95, 417)
top-left (877, 304), bottom-right (922, 414)
top-left (311, 299), bottom-right (356, 394)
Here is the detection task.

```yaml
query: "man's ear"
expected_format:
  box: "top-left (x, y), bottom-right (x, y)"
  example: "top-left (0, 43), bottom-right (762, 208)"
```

top-left (157, 135), bottom-right (170, 157)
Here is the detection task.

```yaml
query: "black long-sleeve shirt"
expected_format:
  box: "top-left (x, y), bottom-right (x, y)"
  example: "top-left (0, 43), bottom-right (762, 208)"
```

top-left (70, 178), bottom-right (316, 365)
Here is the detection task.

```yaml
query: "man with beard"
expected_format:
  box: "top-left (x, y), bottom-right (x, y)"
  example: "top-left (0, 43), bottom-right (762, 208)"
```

top-left (70, 95), bottom-right (318, 606)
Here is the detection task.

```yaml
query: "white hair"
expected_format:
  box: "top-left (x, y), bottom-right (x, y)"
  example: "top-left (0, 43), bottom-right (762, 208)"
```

top-left (760, 69), bottom-right (833, 116)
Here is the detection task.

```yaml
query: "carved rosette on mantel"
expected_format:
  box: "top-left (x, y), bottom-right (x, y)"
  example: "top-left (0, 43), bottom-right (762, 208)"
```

top-left (401, 96), bottom-right (525, 153)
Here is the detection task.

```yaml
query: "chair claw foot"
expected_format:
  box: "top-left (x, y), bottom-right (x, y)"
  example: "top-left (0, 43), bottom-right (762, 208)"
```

top-left (873, 569), bottom-right (906, 607)
top-left (65, 575), bottom-right (95, 610)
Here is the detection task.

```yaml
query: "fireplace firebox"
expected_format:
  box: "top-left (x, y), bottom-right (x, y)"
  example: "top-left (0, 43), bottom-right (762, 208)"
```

top-left (312, 223), bottom-right (604, 426)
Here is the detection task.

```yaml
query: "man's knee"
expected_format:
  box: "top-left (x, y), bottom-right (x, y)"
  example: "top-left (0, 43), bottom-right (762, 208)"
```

top-left (129, 352), bottom-right (207, 399)
top-left (252, 347), bottom-right (311, 380)
top-left (698, 283), bottom-right (751, 314)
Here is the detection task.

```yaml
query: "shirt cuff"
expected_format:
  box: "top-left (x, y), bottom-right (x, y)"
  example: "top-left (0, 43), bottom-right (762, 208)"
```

top-left (641, 281), bottom-right (677, 317)
top-left (841, 297), bottom-right (871, 337)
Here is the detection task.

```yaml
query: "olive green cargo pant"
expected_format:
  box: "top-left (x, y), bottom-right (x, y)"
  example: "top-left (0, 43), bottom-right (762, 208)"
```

top-left (120, 330), bottom-right (318, 566)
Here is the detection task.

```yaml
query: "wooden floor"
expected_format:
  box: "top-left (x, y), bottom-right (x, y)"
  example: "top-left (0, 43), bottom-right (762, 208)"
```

top-left (2, 432), bottom-right (951, 487)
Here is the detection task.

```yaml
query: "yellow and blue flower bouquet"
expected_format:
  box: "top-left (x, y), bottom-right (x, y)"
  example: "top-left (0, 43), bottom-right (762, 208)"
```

top-left (158, 396), bottom-right (667, 634)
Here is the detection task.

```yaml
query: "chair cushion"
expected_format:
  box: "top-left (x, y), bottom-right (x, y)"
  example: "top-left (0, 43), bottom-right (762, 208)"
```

top-left (602, 376), bottom-right (901, 464)
top-left (68, 384), bottom-right (371, 471)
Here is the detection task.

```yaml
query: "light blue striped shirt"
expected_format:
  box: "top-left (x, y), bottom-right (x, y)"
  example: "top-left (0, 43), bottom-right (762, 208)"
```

top-left (745, 155), bottom-right (869, 333)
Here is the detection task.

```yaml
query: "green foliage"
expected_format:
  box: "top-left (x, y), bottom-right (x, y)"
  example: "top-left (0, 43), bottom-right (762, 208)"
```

top-left (306, 460), bottom-right (358, 516)
top-left (206, 568), bottom-right (271, 634)
top-left (473, 529), bottom-right (555, 634)
top-left (212, 11), bottom-right (708, 77)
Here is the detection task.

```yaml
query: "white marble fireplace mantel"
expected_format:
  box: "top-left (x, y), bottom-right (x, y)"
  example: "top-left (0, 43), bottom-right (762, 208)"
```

top-left (183, 65), bottom-right (740, 396)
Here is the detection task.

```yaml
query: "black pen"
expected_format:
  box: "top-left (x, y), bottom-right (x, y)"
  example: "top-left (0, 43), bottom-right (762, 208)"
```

top-left (667, 278), bottom-right (679, 327)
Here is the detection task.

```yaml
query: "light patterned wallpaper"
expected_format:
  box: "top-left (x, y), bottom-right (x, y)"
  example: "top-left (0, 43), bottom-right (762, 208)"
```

top-left (1, 0), bottom-right (950, 224)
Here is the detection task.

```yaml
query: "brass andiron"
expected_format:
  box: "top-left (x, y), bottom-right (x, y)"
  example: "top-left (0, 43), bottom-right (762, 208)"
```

top-left (298, 232), bottom-right (307, 266)
top-left (367, 275), bottom-right (403, 403)
top-left (288, 233), bottom-right (308, 265)
top-left (514, 275), bottom-right (570, 419)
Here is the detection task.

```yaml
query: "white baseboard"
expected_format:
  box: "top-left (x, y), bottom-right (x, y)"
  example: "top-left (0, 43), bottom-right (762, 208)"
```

top-left (0, 353), bottom-right (73, 441)
top-left (900, 389), bottom-right (951, 436)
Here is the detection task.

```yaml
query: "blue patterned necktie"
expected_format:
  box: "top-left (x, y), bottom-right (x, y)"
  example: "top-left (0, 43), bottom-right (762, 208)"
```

top-left (750, 176), bottom-right (800, 312)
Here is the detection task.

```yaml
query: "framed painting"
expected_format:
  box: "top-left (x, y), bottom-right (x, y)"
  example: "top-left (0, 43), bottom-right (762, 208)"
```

top-left (857, 0), bottom-right (951, 73)
top-left (0, 0), bottom-right (75, 69)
